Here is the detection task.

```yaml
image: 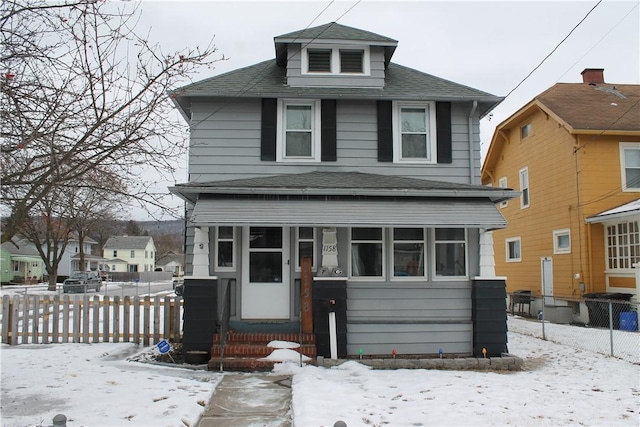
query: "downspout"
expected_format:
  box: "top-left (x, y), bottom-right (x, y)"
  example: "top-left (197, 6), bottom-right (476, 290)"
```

top-left (468, 101), bottom-right (478, 184)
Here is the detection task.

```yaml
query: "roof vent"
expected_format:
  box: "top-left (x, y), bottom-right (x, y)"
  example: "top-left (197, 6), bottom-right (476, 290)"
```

top-left (581, 68), bottom-right (605, 85)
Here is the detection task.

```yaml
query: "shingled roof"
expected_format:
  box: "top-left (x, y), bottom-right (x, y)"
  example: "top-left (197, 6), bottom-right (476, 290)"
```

top-left (274, 22), bottom-right (398, 66)
top-left (103, 236), bottom-right (154, 250)
top-left (172, 60), bottom-right (501, 119)
top-left (536, 83), bottom-right (640, 132)
top-left (275, 22), bottom-right (398, 44)
top-left (170, 171), bottom-right (517, 204)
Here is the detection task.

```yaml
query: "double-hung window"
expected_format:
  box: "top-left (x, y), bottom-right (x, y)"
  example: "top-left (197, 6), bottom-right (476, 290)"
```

top-left (392, 228), bottom-right (426, 278)
top-left (295, 227), bottom-right (316, 272)
top-left (215, 226), bottom-right (236, 271)
top-left (130, 250), bottom-right (135, 258)
top-left (434, 228), bottom-right (467, 278)
top-left (519, 167), bottom-right (530, 208)
top-left (499, 177), bottom-right (508, 208)
top-left (392, 101), bottom-right (437, 163)
top-left (350, 227), bottom-right (384, 279)
top-left (620, 143), bottom-right (640, 191)
top-left (277, 99), bottom-right (321, 162)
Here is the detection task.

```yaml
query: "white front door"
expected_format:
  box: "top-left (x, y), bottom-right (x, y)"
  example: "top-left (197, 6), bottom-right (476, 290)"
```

top-left (241, 226), bottom-right (290, 319)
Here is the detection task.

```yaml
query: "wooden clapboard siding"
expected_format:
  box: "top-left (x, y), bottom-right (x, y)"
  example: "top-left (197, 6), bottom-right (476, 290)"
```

top-left (346, 281), bottom-right (472, 355)
top-left (0, 295), bottom-right (183, 345)
top-left (188, 100), bottom-right (478, 183)
top-left (486, 103), bottom-right (640, 299)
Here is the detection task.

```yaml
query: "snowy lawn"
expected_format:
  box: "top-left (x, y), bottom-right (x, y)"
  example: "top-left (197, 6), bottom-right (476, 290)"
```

top-left (1, 316), bottom-right (639, 427)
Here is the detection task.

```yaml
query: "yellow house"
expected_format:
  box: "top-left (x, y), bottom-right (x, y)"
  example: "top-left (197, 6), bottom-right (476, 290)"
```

top-left (481, 69), bottom-right (640, 315)
top-left (102, 236), bottom-right (156, 273)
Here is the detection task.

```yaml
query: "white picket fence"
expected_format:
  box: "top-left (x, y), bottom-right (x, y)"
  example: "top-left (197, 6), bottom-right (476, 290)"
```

top-left (0, 294), bottom-right (183, 346)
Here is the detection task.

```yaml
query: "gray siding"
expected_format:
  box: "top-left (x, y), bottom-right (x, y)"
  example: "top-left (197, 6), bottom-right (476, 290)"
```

top-left (346, 283), bottom-right (473, 355)
top-left (188, 99), bottom-right (480, 184)
top-left (285, 44), bottom-right (386, 88)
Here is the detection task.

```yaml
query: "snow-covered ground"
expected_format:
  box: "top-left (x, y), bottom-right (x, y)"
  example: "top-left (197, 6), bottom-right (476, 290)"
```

top-left (1, 316), bottom-right (639, 427)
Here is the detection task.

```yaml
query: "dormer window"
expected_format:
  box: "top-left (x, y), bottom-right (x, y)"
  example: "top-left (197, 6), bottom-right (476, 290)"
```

top-left (302, 45), bottom-right (370, 75)
top-left (340, 49), bottom-right (363, 73)
top-left (308, 49), bottom-right (331, 72)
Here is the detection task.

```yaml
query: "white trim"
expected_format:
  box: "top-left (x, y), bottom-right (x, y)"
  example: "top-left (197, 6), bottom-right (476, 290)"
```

top-left (276, 99), bottom-right (321, 163)
top-left (499, 177), bottom-right (508, 208)
top-left (348, 227), bottom-right (386, 281)
top-left (519, 166), bottom-right (530, 208)
top-left (301, 44), bottom-right (371, 76)
top-left (506, 237), bottom-right (522, 262)
top-left (390, 227), bottom-right (427, 280)
top-left (432, 228), bottom-right (468, 280)
top-left (553, 228), bottom-right (571, 254)
top-left (214, 226), bottom-right (236, 272)
top-left (295, 227), bottom-right (317, 272)
top-left (392, 101), bottom-right (437, 164)
top-left (619, 142), bottom-right (640, 192)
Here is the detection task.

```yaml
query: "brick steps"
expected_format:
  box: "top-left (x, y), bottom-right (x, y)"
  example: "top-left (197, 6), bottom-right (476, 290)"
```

top-left (210, 331), bottom-right (316, 371)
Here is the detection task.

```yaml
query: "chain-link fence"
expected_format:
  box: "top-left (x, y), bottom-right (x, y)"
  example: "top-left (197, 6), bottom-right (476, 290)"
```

top-left (508, 293), bottom-right (639, 364)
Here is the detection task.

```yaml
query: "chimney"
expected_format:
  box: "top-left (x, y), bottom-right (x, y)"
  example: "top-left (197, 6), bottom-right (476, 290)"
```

top-left (581, 68), bottom-right (605, 85)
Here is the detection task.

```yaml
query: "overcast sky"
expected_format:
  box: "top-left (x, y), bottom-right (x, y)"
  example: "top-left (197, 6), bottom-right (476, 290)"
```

top-left (130, 0), bottom-right (639, 220)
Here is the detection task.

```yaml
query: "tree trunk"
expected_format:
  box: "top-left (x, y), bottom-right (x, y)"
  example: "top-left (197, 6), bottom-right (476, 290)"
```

top-left (47, 272), bottom-right (58, 292)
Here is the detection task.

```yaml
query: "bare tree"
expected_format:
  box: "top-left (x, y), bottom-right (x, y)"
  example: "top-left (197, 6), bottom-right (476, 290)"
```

top-left (1, 0), bottom-right (220, 242)
top-left (19, 188), bottom-right (74, 290)
top-left (68, 170), bottom-right (126, 275)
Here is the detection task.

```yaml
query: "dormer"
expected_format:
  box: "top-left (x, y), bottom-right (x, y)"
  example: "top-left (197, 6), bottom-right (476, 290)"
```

top-left (274, 22), bottom-right (398, 89)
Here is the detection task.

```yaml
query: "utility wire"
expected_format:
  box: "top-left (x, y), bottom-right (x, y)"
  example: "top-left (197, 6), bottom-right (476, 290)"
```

top-left (188, 0), bottom-right (361, 130)
top-left (502, 0), bottom-right (602, 102)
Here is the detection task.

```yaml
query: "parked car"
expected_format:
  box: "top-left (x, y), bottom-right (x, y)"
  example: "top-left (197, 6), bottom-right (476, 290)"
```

top-left (63, 271), bottom-right (102, 293)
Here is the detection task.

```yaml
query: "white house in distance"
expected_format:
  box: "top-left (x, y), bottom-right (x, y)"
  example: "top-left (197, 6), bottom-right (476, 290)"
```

top-left (57, 236), bottom-right (102, 278)
top-left (103, 236), bottom-right (156, 273)
top-left (156, 251), bottom-right (185, 276)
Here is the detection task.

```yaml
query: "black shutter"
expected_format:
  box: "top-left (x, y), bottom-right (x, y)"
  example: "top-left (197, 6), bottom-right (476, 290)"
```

top-left (436, 102), bottom-right (452, 164)
top-left (261, 98), bottom-right (277, 161)
top-left (377, 100), bottom-right (393, 162)
top-left (321, 100), bottom-right (337, 161)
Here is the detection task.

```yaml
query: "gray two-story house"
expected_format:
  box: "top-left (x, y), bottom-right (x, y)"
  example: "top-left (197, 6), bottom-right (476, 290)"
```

top-left (170, 23), bottom-right (517, 367)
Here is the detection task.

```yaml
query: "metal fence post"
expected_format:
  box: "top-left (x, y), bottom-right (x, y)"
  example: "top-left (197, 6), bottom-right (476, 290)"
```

top-left (608, 300), bottom-right (614, 357)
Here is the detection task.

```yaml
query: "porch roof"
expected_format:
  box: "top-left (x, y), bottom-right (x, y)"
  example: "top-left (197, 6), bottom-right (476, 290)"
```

top-left (170, 171), bottom-right (518, 205)
top-left (11, 255), bottom-right (41, 262)
top-left (190, 198), bottom-right (507, 229)
top-left (585, 198), bottom-right (640, 224)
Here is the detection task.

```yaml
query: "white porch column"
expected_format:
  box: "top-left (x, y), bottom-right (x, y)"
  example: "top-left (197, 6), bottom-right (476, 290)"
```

top-left (192, 227), bottom-right (210, 276)
top-left (478, 229), bottom-right (496, 278)
top-left (321, 227), bottom-right (339, 269)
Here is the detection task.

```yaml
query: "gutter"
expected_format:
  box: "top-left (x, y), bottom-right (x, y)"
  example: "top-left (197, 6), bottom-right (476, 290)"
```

top-left (468, 101), bottom-right (478, 184)
top-left (169, 185), bottom-right (519, 204)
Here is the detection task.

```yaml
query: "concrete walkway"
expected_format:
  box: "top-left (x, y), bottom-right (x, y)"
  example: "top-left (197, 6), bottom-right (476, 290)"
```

top-left (196, 373), bottom-right (293, 427)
